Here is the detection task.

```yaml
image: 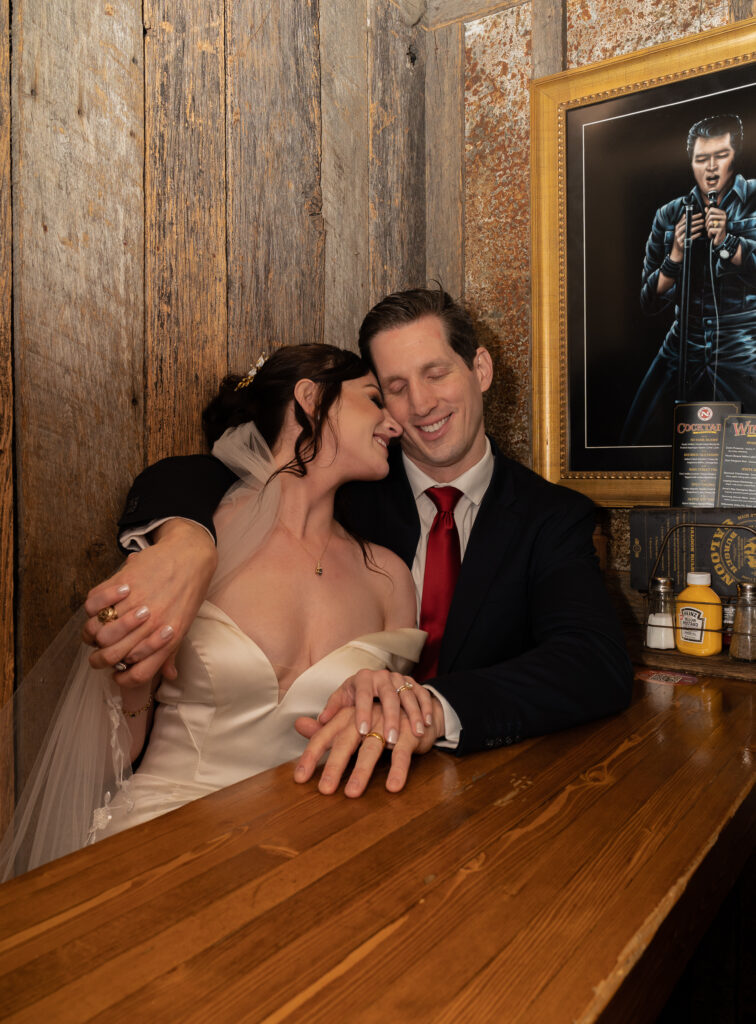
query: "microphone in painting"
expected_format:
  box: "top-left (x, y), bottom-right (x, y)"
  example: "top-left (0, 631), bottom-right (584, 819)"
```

top-left (707, 190), bottom-right (718, 206)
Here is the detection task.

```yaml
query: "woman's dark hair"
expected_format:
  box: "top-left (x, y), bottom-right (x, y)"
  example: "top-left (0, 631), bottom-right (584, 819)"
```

top-left (202, 344), bottom-right (369, 477)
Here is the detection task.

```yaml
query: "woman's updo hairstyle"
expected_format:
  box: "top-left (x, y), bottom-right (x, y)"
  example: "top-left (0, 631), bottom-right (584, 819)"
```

top-left (202, 343), bottom-right (370, 477)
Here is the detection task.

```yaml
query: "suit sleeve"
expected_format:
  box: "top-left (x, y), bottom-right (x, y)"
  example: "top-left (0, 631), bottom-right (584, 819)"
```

top-left (428, 494), bottom-right (633, 755)
top-left (117, 455), bottom-right (238, 551)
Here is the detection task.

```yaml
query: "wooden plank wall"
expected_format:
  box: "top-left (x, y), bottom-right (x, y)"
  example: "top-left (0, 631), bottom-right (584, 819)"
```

top-left (368, 1), bottom-right (427, 303)
top-left (226, 1), bottom-right (324, 370)
top-left (1, 0), bottom-right (12, 832)
top-left (2, 0), bottom-right (439, 815)
top-left (144, 0), bottom-right (227, 460)
top-left (11, 1), bottom-right (145, 789)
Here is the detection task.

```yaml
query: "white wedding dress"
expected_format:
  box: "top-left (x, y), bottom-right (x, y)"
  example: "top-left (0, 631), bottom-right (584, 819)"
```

top-left (0, 421), bottom-right (424, 880)
top-left (92, 603), bottom-right (424, 839)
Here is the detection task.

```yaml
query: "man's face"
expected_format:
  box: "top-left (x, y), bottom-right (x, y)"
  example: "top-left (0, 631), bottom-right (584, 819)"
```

top-left (691, 133), bottom-right (736, 201)
top-left (369, 315), bottom-right (493, 483)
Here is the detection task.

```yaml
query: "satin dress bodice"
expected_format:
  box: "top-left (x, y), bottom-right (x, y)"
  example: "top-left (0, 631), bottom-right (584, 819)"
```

top-left (96, 602), bottom-right (425, 837)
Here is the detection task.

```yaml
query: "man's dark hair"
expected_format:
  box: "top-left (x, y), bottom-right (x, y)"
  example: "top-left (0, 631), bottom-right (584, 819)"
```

top-left (358, 286), bottom-right (478, 369)
top-left (687, 114), bottom-right (744, 158)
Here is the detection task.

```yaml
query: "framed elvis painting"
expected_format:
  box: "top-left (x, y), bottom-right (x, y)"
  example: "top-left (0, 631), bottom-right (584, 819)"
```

top-left (531, 19), bottom-right (756, 505)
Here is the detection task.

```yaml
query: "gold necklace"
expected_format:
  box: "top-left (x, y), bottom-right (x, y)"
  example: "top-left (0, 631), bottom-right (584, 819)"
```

top-left (279, 521), bottom-right (333, 576)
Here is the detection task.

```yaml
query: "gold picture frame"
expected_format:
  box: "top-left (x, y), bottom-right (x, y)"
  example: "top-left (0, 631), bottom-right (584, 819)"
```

top-left (530, 18), bottom-right (756, 506)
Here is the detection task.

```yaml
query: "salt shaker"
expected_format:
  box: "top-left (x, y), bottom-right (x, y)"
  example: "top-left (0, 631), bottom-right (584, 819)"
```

top-left (646, 576), bottom-right (675, 650)
top-left (730, 582), bottom-right (756, 662)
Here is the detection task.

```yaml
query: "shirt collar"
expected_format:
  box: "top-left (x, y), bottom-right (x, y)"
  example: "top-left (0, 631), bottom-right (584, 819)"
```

top-left (402, 437), bottom-right (494, 507)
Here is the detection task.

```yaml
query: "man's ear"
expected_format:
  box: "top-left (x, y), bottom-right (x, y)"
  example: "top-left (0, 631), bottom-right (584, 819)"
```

top-left (473, 347), bottom-right (494, 394)
top-left (293, 378), bottom-right (318, 416)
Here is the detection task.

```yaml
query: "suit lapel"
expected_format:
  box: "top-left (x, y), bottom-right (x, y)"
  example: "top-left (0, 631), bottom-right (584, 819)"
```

top-left (438, 451), bottom-right (518, 671)
top-left (381, 448), bottom-right (420, 568)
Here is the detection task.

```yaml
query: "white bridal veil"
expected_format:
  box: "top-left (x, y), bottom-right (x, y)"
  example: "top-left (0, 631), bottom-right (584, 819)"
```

top-left (0, 422), bottom-right (280, 881)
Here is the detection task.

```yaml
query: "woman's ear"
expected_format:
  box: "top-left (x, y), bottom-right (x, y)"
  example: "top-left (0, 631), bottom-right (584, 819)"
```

top-left (293, 378), bottom-right (318, 417)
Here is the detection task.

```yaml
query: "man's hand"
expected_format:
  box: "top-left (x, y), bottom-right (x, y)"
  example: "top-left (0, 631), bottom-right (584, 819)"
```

top-left (293, 696), bottom-right (445, 798)
top-left (317, 668), bottom-right (434, 746)
top-left (83, 519), bottom-right (217, 686)
top-left (670, 209), bottom-right (704, 261)
top-left (704, 203), bottom-right (727, 247)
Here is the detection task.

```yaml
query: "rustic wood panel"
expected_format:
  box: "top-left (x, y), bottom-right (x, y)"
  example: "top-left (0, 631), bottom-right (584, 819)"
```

top-left (226, 0), bottom-right (324, 371)
top-left (425, 0), bottom-right (528, 29)
top-left (144, 1), bottom-right (227, 459)
top-left (425, 22), bottom-right (465, 297)
top-left (0, 0), bottom-right (12, 833)
top-left (12, 3), bottom-right (144, 682)
top-left (321, 0), bottom-right (369, 350)
top-left (368, 1), bottom-right (427, 304)
top-left (532, 0), bottom-right (565, 78)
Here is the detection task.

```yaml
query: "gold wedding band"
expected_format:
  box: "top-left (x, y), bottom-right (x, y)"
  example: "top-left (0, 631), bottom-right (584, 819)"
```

top-left (396, 682), bottom-right (414, 695)
top-left (364, 731), bottom-right (386, 748)
top-left (98, 606), bottom-right (118, 624)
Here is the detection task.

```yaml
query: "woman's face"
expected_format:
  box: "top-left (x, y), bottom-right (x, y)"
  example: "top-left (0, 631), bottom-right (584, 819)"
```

top-left (324, 373), bottom-right (401, 481)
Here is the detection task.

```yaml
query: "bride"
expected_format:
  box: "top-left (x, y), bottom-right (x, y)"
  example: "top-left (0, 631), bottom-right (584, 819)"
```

top-left (0, 344), bottom-right (428, 880)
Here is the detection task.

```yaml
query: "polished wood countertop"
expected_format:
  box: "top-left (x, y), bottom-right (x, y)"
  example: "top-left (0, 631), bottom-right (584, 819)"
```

top-left (1, 672), bottom-right (754, 1023)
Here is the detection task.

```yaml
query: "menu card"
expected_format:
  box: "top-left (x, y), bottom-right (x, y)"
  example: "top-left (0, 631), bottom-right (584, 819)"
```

top-left (716, 415), bottom-right (756, 507)
top-left (671, 401), bottom-right (741, 507)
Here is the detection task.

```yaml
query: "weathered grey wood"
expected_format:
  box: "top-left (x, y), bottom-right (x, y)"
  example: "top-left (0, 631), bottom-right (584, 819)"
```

top-left (321, 0), bottom-right (369, 351)
top-left (0, 0), bottom-right (13, 833)
top-left (144, 1), bottom-right (227, 460)
top-left (426, 0), bottom-right (528, 29)
top-left (425, 21), bottom-right (465, 298)
top-left (532, 0), bottom-right (565, 78)
top-left (368, 1), bottom-right (426, 304)
top-left (12, 2), bottom-right (144, 685)
top-left (226, 0), bottom-right (324, 371)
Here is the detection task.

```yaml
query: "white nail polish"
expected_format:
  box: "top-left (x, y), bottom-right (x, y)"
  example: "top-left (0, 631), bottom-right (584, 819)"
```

top-left (388, 729), bottom-right (398, 745)
top-left (135, 605), bottom-right (149, 620)
top-left (359, 721), bottom-right (369, 736)
top-left (116, 584), bottom-right (130, 596)
top-left (160, 625), bottom-right (174, 639)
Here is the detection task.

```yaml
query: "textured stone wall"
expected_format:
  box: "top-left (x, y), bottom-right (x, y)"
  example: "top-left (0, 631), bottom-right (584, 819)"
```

top-left (463, 0), bottom-right (734, 567)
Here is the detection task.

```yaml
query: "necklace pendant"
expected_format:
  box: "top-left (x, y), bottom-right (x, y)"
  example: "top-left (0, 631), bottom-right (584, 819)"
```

top-left (315, 563), bottom-right (323, 576)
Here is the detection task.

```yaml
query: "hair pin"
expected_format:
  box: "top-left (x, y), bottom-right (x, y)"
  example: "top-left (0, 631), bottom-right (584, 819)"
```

top-left (235, 354), bottom-right (267, 391)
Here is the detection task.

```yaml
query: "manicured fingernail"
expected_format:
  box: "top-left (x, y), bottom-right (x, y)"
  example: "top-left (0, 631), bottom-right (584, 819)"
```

top-left (387, 728), bottom-right (398, 745)
top-left (116, 584), bottom-right (130, 596)
top-left (425, 713), bottom-right (433, 726)
top-left (359, 721), bottom-right (369, 736)
top-left (415, 722), bottom-right (425, 736)
top-left (135, 605), bottom-right (149, 620)
top-left (160, 625), bottom-right (174, 639)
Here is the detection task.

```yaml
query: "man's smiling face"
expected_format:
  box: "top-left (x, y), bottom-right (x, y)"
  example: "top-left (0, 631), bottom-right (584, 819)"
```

top-left (369, 314), bottom-right (493, 483)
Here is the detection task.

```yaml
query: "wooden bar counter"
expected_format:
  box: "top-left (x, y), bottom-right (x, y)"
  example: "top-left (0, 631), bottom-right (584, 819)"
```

top-left (1, 672), bottom-right (754, 1023)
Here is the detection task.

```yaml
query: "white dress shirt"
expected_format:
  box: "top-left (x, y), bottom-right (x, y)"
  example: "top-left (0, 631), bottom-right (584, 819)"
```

top-left (402, 439), bottom-right (495, 748)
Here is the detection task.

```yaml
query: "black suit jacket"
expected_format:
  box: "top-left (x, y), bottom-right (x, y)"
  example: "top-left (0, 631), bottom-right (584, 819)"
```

top-left (120, 442), bottom-right (633, 754)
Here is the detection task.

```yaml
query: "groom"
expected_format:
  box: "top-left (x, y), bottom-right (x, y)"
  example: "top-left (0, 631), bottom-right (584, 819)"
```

top-left (86, 288), bottom-right (632, 793)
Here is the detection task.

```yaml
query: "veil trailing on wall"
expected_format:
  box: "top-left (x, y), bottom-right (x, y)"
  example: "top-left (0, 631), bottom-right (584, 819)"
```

top-left (0, 422), bottom-right (280, 882)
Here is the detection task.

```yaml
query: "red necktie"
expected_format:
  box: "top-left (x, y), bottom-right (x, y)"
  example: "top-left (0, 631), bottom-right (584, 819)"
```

top-left (417, 486), bottom-right (463, 680)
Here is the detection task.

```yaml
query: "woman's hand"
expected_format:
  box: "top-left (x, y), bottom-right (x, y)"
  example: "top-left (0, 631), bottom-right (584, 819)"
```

top-left (294, 696), bottom-right (444, 797)
top-left (82, 519), bottom-right (217, 686)
top-left (317, 668), bottom-right (434, 746)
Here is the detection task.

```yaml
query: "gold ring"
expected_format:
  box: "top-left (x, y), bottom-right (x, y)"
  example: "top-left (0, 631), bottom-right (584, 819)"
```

top-left (364, 731), bottom-right (386, 748)
top-left (395, 682), bottom-right (414, 695)
top-left (98, 606), bottom-right (118, 624)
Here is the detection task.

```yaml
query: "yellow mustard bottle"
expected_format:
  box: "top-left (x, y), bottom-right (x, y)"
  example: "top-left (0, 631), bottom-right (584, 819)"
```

top-left (675, 571), bottom-right (722, 656)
